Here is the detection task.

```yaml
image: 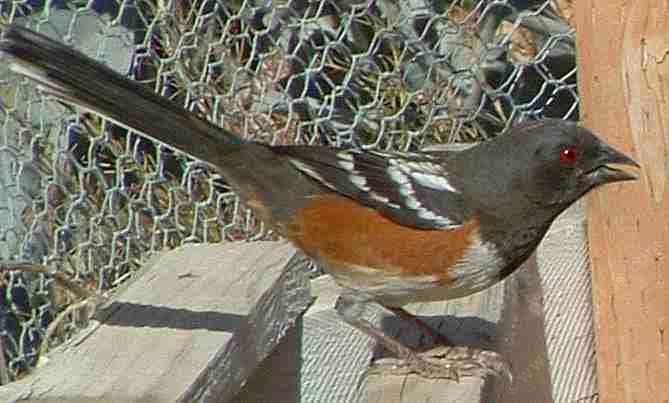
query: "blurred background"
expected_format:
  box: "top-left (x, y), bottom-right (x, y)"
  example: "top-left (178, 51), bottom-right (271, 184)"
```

top-left (0, 0), bottom-right (576, 383)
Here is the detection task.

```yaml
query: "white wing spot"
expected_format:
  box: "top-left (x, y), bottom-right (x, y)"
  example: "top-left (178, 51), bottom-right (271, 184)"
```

top-left (386, 160), bottom-right (459, 227)
top-left (349, 174), bottom-right (370, 191)
top-left (411, 171), bottom-right (457, 193)
top-left (289, 159), bottom-right (336, 189)
top-left (398, 185), bottom-right (414, 197)
top-left (369, 192), bottom-right (393, 205)
top-left (417, 209), bottom-right (445, 222)
top-left (338, 159), bottom-right (354, 171)
top-left (387, 165), bottom-right (409, 184)
top-left (404, 197), bottom-right (420, 209)
top-left (337, 152), bottom-right (354, 161)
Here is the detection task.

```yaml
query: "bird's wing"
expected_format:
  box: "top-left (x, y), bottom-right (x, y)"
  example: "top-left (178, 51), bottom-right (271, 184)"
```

top-left (275, 146), bottom-right (471, 229)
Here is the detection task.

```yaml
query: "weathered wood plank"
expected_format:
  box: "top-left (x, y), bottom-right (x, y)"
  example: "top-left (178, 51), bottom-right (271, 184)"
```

top-left (0, 242), bottom-right (311, 403)
top-left (576, 1), bottom-right (668, 401)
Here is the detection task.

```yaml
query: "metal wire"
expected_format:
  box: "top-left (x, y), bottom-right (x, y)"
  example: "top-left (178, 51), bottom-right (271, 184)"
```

top-left (0, 0), bottom-right (577, 382)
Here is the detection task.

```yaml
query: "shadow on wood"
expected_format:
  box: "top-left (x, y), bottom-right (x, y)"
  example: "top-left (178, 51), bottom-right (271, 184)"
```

top-left (0, 242), bottom-right (311, 402)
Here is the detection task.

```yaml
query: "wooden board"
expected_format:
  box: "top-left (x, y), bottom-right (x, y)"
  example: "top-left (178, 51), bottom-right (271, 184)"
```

top-left (0, 242), bottom-right (311, 402)
top-left (575, 2), bottom-right (669, 401)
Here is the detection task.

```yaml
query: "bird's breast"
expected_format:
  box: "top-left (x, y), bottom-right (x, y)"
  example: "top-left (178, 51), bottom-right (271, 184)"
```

top-left (286, 194), bottom-right (509, 305)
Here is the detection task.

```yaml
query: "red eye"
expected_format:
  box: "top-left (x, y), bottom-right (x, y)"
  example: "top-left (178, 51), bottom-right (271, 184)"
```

top-left (559, 145), bottom-right (580, 164)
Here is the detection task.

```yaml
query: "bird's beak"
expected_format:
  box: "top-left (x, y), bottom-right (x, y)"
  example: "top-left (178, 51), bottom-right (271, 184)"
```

top-left (587, 143), bottom-right (640, 184)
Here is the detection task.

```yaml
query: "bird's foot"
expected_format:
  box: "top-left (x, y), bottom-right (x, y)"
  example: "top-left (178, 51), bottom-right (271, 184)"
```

top-left (369, 345), bottom-right (512, 382)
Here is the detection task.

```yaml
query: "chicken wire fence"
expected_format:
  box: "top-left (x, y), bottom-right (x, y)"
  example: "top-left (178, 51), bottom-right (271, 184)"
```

top-left (0, 0), bottom-right (577, 382)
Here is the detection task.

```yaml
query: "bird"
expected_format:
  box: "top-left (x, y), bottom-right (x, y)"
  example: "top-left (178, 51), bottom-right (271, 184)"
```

top-left (0, 25), bottom-right (639, 380)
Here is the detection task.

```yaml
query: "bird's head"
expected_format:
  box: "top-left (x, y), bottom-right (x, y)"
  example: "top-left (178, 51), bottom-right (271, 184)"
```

top-left (460, 119), bottom-right (639, 222)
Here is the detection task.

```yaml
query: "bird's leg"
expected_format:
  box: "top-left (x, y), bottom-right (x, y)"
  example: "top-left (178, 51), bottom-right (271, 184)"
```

top-left (336, 295), bottom-right (511, 381)
top-left (383, 305), bottom-right (453, 346)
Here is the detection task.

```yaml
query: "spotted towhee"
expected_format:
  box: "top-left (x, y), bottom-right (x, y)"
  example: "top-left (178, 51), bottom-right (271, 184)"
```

top-left (1, 25), bottom-right (638, 380)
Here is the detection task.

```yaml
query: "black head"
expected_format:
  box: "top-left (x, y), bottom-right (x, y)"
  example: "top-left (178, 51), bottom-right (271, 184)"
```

top-left (458, 119), bottom-right (639, 222)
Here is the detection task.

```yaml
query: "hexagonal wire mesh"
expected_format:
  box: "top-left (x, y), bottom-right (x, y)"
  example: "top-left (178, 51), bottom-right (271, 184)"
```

top-left (0, 0), bottom-right (577, 382)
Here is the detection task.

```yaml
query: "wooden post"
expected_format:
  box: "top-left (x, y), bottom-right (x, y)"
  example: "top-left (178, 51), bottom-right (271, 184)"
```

top-left (575, 2), bottom-right (669, 402)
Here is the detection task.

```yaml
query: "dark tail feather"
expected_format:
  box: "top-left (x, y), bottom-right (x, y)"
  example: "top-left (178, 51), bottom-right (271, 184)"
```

top-left (0, 24), bottom-right (243, 165)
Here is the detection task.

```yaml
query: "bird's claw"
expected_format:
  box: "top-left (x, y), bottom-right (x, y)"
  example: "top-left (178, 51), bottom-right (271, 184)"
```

top-left (369, 346), bottom-right (512, 382)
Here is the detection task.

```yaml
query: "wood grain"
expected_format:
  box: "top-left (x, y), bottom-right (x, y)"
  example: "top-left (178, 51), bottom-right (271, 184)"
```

top-left (0, 242), bottom-right (311, 403)
top-left (575, 2), bottom-right (669, 402)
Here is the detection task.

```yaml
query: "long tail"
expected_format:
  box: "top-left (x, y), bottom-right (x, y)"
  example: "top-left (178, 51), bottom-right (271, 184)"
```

top-left (0, 24), bottom-right (243, 165)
